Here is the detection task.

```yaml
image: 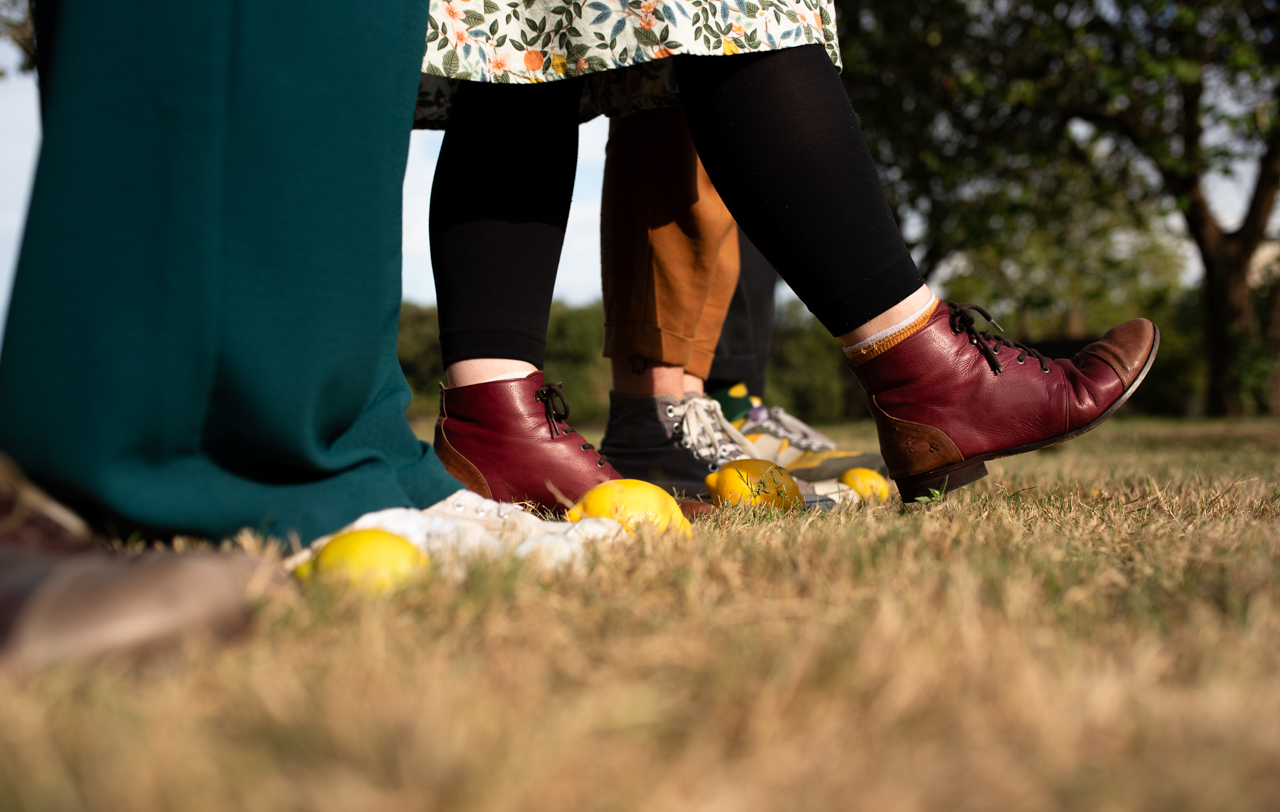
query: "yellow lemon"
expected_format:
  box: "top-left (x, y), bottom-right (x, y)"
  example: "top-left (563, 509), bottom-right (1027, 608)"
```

top-left (308, 529), bottom-right (428, 593)
top-left (567, 479), bottom-right (692, 538)
top-left (838, 467), bottom-right (891, 502)
top-left (705, 460), bottom-right (803, 509)
top-left (292, 557), bottom-right (315, 583)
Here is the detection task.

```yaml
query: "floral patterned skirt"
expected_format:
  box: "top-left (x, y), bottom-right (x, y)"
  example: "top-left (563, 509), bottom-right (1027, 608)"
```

top-left (414, 0), bottom-right (840, 128)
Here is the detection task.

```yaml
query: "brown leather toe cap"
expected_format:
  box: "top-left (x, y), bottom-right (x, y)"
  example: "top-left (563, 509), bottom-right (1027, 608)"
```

top-left (1079, 319), bottom-right (1158, 388)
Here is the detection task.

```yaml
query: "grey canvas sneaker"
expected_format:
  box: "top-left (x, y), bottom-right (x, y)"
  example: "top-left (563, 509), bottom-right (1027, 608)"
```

top-left (737, 404), bottom-right (888, 482)
top-left (740, 404), bottom-right (838, 455)
top-left (600, 393), bottom-right (762, 498)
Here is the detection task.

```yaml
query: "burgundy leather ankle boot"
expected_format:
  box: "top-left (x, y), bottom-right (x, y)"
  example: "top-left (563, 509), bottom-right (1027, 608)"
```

top-left (433, 372), bottom-right (618, 511)
top-left (849, 301), bottom-right (1160, 500)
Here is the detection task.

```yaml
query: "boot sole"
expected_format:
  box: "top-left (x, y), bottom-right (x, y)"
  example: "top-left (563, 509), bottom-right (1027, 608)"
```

top-left (895, 327), bottom-right (1161, 502)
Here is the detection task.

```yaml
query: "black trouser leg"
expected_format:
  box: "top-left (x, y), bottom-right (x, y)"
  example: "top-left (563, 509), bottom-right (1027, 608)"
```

top-left (430, 78), bottom-right (585, 368)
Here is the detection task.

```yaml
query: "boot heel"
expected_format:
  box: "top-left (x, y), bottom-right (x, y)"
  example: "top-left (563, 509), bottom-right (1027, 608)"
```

top-left (895, 461), bottom-right (988, 502)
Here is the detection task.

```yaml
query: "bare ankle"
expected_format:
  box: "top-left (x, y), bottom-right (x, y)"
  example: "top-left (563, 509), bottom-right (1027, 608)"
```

top-left (445, 359), bottom-right (538, 388)
top-left (610, 356), bottom-right (686, 398)
top-left (837, 284), bottom-right (934, 345)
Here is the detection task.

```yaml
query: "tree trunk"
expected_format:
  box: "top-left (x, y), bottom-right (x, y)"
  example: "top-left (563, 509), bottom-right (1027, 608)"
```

top-left (1201, 261), bottom-right (1237, 416)
top-left (1199, 249), bottom-right (1257, 416)
top-left (1061, 307), bottom-right (1087, 340)
top-left (1269, 284), bottom-right (1280, 414)
top-left (1182, 179), bottom-right (1260, 417)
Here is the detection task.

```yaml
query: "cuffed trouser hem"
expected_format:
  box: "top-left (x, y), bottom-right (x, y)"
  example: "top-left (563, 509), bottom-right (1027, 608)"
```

top-left (601, 107), bottom-right (739, 377)
top-left (603, 322), bottom-right (696, 369)
top-left (685, 223), bottom-right (740, 379)
top-left (603, 214), bottom-right (742, 379)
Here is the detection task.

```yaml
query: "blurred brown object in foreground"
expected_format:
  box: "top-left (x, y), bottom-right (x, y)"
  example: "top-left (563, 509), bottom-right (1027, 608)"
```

top-left (0, 453), bottom-right (278, 675)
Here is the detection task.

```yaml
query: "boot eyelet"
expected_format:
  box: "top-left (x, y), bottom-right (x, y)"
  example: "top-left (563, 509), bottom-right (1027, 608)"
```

top-left (1016, 357), bottom-right (1025, 364)
top-left (708, 464), bottom-right (717, 472)
top-left (666, 405), bottom-right (676, 417)
top-left (597, 459), bottom-right (606, 467)
top-left (1042, 367), bottom-right (1051, 374)
top-left (581, 443), bottom-right (591, 451)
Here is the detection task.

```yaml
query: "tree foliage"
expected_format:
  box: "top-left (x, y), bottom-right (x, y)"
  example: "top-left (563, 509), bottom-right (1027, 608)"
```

top-left (837, 0), bottom-right (1280, 415)
top-left (0, 0), bottom-right (33, 77)
top-left (398, 302), bottom-right (612, 423)
top-left (939, 161), bottom-right (1186, 341)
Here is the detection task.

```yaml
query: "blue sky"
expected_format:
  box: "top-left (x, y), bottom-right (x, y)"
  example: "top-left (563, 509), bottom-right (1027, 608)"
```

top-left (399, 119), bottom-right (610, 306)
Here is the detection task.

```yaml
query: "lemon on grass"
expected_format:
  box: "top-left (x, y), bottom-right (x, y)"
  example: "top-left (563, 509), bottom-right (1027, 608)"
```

top-left (567, 479), bottom-right (692, 538)
top-left (704, 459), bottom-right (803, 509)
top-left (301, 529), bottom-right (429, 593)
top-left (838, 467), bottom-right (891, 502)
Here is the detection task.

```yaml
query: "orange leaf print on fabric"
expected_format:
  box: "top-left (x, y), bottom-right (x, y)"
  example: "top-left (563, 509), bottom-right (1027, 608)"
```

top-left (417, 0), bottom-right (843, 109)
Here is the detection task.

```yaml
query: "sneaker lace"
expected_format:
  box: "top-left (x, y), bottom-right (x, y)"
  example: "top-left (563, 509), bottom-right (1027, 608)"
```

top-left (742, 406), bottom-right (837, 452)
top-left (535, 381), bottom-right (608, 467)
top-left (672, 397), bottom-right (761, 471)
top-left (947, 301), bottom-right (1051, 375)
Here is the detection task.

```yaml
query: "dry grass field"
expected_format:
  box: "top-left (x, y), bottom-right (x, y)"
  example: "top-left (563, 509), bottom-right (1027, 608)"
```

top-left (2, 418), bottom-right (1278, 811)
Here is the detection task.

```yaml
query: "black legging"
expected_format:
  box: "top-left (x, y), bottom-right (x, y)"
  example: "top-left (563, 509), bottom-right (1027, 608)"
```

top-left (430, 44), bottom-right (924, 368)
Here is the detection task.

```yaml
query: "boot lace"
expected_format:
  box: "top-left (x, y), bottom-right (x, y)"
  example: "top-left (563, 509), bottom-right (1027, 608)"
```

top-left (535, 381), bottom-right (608, 467)
top-left (670, 397), bottom-right (761, 472)
top-left (947, 302), bottom-right (1051, 375)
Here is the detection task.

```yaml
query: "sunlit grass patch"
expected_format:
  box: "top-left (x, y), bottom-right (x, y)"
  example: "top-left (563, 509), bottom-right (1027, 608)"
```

top-left (2, 419), bottom-right (1278, 811)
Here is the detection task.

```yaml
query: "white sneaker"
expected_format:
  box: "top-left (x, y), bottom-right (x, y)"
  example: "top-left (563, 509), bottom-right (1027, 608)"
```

top-left (736, 403), bottom-right (837, 467)
top-left (422, 490), bottom-right (621, 544)
top-left (675, 396), bottom-right (762, 471)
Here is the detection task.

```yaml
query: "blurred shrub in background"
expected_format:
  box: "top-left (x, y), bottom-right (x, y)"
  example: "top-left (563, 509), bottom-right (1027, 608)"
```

top-left (542, 301), bottom-right (612, 424)
top-left (397, 302), bottom-right (445, 410)
top-left (763, 299), bottom-right (868, 423)
top-left (398, 301), bottom-right (611, 423)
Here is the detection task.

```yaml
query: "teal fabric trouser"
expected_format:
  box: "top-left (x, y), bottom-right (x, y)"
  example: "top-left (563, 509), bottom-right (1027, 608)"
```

top-left (0, 0), bottom-right (461, 543)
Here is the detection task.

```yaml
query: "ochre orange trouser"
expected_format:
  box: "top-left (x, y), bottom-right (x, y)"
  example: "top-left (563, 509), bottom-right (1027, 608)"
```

top-left (600, 107), bottom-right (740, 381)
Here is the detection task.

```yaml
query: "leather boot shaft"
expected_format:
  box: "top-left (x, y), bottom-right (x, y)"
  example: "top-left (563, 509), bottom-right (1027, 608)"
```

top-left (433, 372), bottom-right (617, 511)
top-left (850, 301), bottom-right (1159, 499)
